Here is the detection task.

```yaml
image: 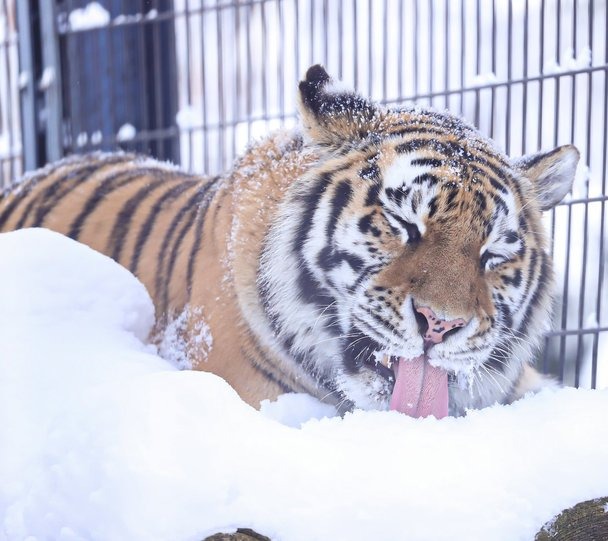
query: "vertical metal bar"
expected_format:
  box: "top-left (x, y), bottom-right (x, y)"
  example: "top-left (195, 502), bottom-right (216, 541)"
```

top-left (428, 0), bottom-right (434, 107)
top-left (235, 2), bottom-right (242, 159)
top-left (39, 0), bottom-right (63, 162)
top-left (444, 0), bottom-right (449, 110)
top-left (310, 0), bottom-right (314, 68)
top-left (137, 0), bottom-right (150, 153)
top-left (152, 0), bottom-right (165, 159)
top-left (184, 0), bottom-right (194, 170)
top-left (2, 0), bottom-right (15, 181)
top-left (16, 0), bottom-right (38, 171)
top-left (490, 0), bottom-right (496, 138)
top-left (413, 0), bottom-right (419, 100)
top-left (538, 0), bottom-right (545, 151)
top-left (353, 0), bottom-right (358, 90)
top-left (200, 0), bottom-right (209, 172)
top-left (397, 0), bottom-right (404, 100)
top-left (338, 0), bottom-right (343, 80)
top-left (505, 0), bottom-right (512, 155)
top-left (382, 0), bottom-right (388, 102)
top-left (474, 0), bottom-right (481, 127)
top-left (555, 0), bottom-right (571, 383)
top-left (323, 0), bottom-right (328, 68)
top-left (105, 13), bottom-right (117, 151)
top-left (295, 0), bottom-right (300, 80)
top-left (216, 0), bottom-right (225, 169)
top-left (261, 0), bottom-right (268, 133)
top-left (539, 0), bottom-right (551, 374)
top-left (522, 0), bottom-right (529, 153)
top-left (278, 0), bottom-right (284, 123)
top-left (591, 0), bottom-right (608, 389)
top-left (367, 0), bottom-right (372, 97)
top-left (459, 0), bottom-right (465, 115)
top-left (573, 0), bottom-right (590, 388)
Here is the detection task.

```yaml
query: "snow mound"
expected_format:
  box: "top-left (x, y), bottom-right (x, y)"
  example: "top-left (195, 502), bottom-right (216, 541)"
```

top-left (1, 228), bottom-right (607, 541)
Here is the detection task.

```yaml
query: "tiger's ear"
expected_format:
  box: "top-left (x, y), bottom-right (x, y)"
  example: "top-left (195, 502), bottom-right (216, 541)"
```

top-left (298, 65), bottom-right (381, 147)
top-left (514, 145), bottom-right (580, 210)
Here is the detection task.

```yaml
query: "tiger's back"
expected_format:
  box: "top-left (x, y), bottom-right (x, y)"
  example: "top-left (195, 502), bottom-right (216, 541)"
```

top-left (0, 135), bottom-right (321, 406)
top-left (1, 153), bottom-right (215, 315)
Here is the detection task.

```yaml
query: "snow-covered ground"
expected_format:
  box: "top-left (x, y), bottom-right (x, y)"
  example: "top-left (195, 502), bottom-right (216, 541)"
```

top-left (1, 228), bottom-right (607, 541)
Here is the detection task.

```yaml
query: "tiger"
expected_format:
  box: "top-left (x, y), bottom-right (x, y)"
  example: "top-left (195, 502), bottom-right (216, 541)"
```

top-left (0, 65), bottom-right (579, 418)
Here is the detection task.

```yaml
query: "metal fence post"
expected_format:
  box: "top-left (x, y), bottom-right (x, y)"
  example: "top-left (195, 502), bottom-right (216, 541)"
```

top-left (15, 0), bottom-right (38, 171)
top-left (39, 0), bottom-right (63, 164)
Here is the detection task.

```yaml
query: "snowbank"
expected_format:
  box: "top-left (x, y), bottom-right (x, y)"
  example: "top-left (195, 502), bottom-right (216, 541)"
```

top-left (1, 228), bottom-right (607, 541)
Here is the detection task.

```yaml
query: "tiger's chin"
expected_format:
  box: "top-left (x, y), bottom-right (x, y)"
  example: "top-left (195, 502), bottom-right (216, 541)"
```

top-left (337, 351), bottom-right (518, 418)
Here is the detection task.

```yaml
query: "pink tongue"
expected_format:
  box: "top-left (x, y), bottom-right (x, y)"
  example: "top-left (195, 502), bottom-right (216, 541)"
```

top-left (389, 356), bottom-right (449, 419)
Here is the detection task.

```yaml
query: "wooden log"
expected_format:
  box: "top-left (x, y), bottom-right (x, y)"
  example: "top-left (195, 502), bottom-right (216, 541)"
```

top-left (535, 497), bottom-right (608, 541)
top-left (203, 497), bottom-right (608, 541)
top-left (203, 528), bottom-right (271, 541)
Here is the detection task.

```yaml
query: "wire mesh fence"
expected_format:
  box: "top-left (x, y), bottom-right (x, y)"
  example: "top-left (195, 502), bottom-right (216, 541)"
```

top-left (2, 0), bottom-right (607, 389)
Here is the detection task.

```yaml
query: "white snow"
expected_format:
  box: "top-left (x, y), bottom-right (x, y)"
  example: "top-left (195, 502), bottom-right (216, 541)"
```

top-left (544, 47), bottom-right (592, 75)
top-left (1, 228), bottom-right (608, 541)
top-left (175, 106), bottom-right (200, 130)
top-left (17, 71), bottom-right (29, 90)
top-left (68, 2), bottom-right (111, 31)
top-left (91, 130), bottom-right (103, 145)
top-left (76, 131), bottom-right (88, 147)
top-left (157, 305), bottom-right (213, 370)
top-left (116, 123), bottom-right (137, 142)
top-left (38, 67), bottom-right (55, 91)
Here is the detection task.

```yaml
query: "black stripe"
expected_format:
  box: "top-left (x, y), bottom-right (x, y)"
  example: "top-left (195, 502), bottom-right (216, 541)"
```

top-left (32, 155), bottom-right (134, 227)
top-left (502, 269), bottom-right (522, 287)
top-left (491, 192), bottom-right (508, 215)
top-left (67, 169), bottom-right (146, 240)
top-left (159, 205), bottom-right (199, 317)
top-left (474, 191), bottom-right (487, 213)
top-left (365, 183), bottom-right (381, 206)
top-left (360, 164), bottom-right (380, 180)
top-left (326, 180), bottom-right (353, 238)
top-left (522, 248), bottom-right (538, 300)
top-left (186, 176), bottom-right (221, 299)
top-left (427, 196), bottom-right (439, 218)
top-left (14, 193), bottom-right (44, 229)
top-left (341, 325), bottom-right (381, 373)
top-left (410, 157), bottom-right (444, 168)
top-left (244, 351), bottom-right (295, 394)
top-left (109, 176), bottom-right (167, 262)
top-left (292, 172), bottom-right (334, 254)
top-left (519, 254), bottom-right (550, 332)
top-left (0, 192), bottom-right (28, 229)
top-left (31, 163), bottom-right (103, 227)
top-left (358, 213), bottom-right (382, 237)
top-left (317, 246), bottom-right (365, 273)
top-left (129, 180), bottom-right (194, 274)
top-left (412, 173), bottom-right (440, 185)
top-left (153, 185), bottom-right (210, 312)
top-left (385, 186), bottom-right (411, 206)
top-left (489, 177), bottom-right (508, 194)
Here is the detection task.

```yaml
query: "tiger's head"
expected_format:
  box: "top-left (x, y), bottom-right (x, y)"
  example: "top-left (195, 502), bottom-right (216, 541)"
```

top-left (258, 65), bottom-right (579, 417)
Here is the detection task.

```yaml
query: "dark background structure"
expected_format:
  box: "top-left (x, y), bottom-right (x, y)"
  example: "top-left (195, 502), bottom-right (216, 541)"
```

top-left (0, 0), bottom-right (606, 389)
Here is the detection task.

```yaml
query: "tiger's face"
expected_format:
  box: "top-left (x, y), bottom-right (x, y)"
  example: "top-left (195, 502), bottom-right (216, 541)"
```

top-left (259, 65), bottom-right (578, 416)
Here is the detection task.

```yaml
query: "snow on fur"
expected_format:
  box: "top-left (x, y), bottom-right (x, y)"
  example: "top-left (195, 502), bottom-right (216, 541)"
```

top-left (1, 228), bottom-right (607, 541)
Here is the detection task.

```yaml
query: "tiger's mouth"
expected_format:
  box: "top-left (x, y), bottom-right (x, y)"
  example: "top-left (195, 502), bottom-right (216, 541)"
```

top-left (365, 355), bottom-right (450, 419)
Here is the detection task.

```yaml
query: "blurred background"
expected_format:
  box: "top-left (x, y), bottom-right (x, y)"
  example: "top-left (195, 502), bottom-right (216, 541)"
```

top-left (0, 0), bottom-right (606, 389)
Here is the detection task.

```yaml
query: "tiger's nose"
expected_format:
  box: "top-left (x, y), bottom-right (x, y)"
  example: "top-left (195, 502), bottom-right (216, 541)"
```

top-left (414, 305), bottom-right (467, 347)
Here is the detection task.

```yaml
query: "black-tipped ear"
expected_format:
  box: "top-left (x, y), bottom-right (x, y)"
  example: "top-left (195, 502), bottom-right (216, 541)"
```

top-left (514, 145), bottom-right (580, 210)
top-left (297, 65), bottom-right (381, 146)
